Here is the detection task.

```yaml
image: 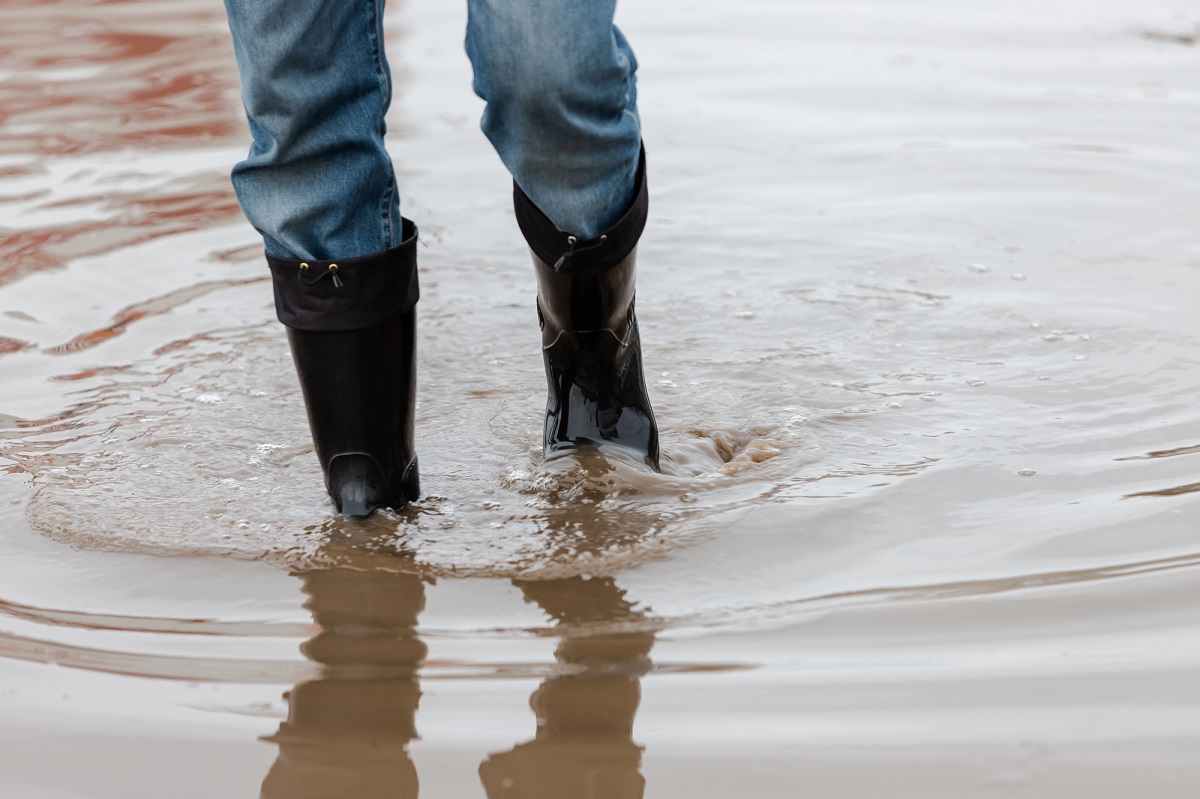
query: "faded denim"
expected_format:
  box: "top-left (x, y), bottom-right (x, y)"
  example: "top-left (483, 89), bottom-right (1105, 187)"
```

top-left (223, 0), bottom-right (642, 260)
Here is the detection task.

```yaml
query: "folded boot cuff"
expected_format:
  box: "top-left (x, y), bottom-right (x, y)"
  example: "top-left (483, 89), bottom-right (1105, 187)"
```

top-left (513, 144), bottom-right (648, 276)
top-left (266, 218), bottom-right (420, 332)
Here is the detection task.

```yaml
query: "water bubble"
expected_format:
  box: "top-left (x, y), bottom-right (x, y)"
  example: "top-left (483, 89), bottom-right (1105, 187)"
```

top-left (886, 402), bottom-right (903, 409)
top-left (1017, 468), bottom-right (1037, 476)
top-left (920, 392), bottom-right (941, 401)
top-left (968, 263), bottom-right (991, 273)
top-left (1037, 375), bottom-right (1052, 381)
top-left (1042, 333), bottom-right (1062, 342)
top-left (1078, 334), bottom-right (1092, 341)
top-left (1011, 273), bottom-right (1027, 281)
top-left (965, 378), bottom-right (987, 387)
top-left (248, 390), bottom-right (267, 398)
top-left (1029, 321), bottom-right (1042, 329)
top-left (195, 394), bottom-right (223, 404)
top-left (735, 311), bottom-right (756, 320)
top-left (680, 493), bottom-right (697, 503)
top-left (1074, 355), bottom-right (1088, 361)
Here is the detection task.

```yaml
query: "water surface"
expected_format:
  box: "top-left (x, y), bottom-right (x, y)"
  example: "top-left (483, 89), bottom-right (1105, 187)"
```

top-left (2, 0), bottom-right (1200, 795)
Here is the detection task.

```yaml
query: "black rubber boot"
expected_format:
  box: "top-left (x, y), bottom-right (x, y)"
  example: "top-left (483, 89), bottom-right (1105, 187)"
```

top-left (514, 147), bottom-right (660, 471)
top-left (266, 219), bottom-right (421, 517)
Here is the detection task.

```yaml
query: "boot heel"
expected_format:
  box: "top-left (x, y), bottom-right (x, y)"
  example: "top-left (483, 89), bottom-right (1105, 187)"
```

top-left (327, 453), bottom-right (389, 518)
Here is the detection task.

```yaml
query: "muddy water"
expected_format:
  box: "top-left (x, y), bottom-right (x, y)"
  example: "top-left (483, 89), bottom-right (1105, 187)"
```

top-left (2, 0), bottom-right (1200, 795)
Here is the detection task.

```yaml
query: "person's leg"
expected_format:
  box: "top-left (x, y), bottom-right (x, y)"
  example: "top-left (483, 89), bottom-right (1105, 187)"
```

top-left (223, 0), bottom-right (420, 515)
top-left (465, 0), bottom-right (642, 239)
top-left (224, 0), bottom-right (400, 260)
top-left (465, 0), bottom-right (659, 471)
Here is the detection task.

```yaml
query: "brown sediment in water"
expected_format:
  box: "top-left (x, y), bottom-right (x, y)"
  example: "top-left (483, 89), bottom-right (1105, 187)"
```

top-left (2, 0), bottom-right (1200, 796)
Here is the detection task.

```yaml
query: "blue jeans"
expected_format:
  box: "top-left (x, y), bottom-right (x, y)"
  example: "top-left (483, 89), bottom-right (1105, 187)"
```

top-left (223, 0), bottom-right (642, 260)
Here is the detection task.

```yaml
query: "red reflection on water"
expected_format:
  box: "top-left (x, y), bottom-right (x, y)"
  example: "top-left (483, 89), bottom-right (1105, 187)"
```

top-left (0, 180), bottom-right (243, 286)
top-left (0, 335), bottom-right (30, 354)
top-left (48, 276), bottom-right (266, 354)
top-left (0, 0), bottom-right (248, 283)
top-left (0, 0), bottom-right (245, 157)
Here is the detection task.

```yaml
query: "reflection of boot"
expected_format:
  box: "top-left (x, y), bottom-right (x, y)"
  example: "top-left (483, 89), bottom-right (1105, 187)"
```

top-left (262, 676), bottom-right (422, 799)
top-left (266, 220), bottom-right (421, 517)
top-left (514, 149), bottom-right (659, 471)
top-left (479, 577), bottom-right (653, 799)
top-left (261, 567), bottom-right (427, 799)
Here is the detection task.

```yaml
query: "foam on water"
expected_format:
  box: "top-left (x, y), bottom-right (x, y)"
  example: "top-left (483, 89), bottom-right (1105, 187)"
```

top-left (18, 316), bottom-right (811, 579)
top-left (20, 233), bottom-right (1193, 600)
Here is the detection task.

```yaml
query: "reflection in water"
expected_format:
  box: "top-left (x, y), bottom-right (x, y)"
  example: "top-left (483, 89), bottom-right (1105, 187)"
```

top-left (480, 577), bottom-right (652, 799)
top-left (265, 528), bottom-right (655, 797)
top-left (261, 567), bottom-right (426, 798)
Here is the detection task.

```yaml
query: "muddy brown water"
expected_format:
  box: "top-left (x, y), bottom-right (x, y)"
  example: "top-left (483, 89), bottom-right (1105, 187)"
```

top-left (2, 0), bottom-right (1200, 796)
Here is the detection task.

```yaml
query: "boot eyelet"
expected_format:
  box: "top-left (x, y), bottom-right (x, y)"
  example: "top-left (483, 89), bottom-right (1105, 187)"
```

top-left (299, 262), bottom-right (310, 271)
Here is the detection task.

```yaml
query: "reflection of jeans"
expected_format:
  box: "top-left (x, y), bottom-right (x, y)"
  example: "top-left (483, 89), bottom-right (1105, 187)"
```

top-left (223, 0), bottom-right (642, 260)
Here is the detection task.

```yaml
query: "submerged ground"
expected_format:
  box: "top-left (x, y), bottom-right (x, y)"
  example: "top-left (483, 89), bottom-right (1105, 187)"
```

top-left (1, 0), bottom-right (1199, 795)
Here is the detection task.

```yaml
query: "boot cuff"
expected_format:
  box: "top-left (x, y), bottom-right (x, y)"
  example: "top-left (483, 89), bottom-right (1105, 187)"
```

top-left (266, 219), bottom-right (420, 332)
top-left (513, 144), bottom-right (648, 276)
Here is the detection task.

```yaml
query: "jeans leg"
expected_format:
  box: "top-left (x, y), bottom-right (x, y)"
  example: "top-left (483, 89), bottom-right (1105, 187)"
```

top-left (465, 0), bottom-right (642, 239)
top-left (223, 0), bottom-right (400, 260)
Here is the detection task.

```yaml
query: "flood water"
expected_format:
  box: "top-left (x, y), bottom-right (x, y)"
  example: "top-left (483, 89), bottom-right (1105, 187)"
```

top-left (2, 0), bottom-right (1200, 795)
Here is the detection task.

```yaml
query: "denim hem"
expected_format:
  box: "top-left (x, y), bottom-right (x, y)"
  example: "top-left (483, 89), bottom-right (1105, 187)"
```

top-left (513, 144), bottom-right (647, 276)
top-left (267, 218), bottom-right (420, 333)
